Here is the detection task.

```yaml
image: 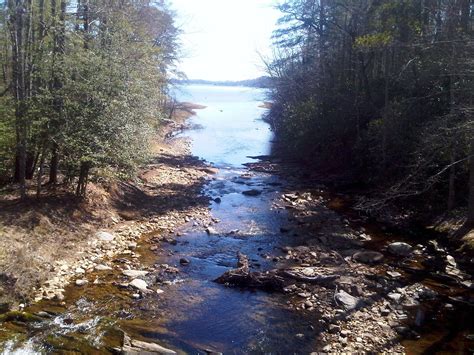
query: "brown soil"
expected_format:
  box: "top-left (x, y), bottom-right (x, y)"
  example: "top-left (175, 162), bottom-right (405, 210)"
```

top-left (0, 103), bottom-right (210, 308)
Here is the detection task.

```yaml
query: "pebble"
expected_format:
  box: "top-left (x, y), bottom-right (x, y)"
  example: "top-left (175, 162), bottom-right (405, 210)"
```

top-left (75, 279), bottom-right (88, 286)
top-left (122, 270), bottom-right (149, 278)
top-left (95, 264), bottom-right (112, 271)
top-left (129, 279), bottom-right (148, 292)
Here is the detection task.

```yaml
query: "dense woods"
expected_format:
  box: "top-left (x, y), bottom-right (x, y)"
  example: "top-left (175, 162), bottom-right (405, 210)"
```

top-left (0, 0), bottom-right (178, 198)
top-left (268, 0), bottom-right (473, 222)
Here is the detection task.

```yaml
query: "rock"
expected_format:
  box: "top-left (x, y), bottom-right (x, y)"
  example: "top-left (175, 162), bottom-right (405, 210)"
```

top-left (386, 270), bottom-right (402, 278)
top-left (128, 242), bottom-right (138, 250)
top-left (179, 258), bottom-right (190, 265)
top-left (387, 292), bottom-right (402, 303)
top-left (206, 227), bottom-right (217, 235)
top-left (95, 264), bottom-right (113, 271)
top-left (387, 242), bottom-right (412, 256)
top-left (335, 290), bottom-right (360, 310)
top-left (75, 279), bottom-right (88, 286)
top-left (446, 255), bottom-right (457, 267)
top-left (129, 279), bottom-right (148, 292)
top-left (340, 330), bottom-right (351, 337)
top-left (123, 270), bottom-right (149, 278)
top-left (214, 197), bottom-right (222, 203)
top-left (96, 231), bottom-right (115, 242)
top-left (294, 246), bottom-right (310, 253)
top-left (242, 189), bottom-right (262, 196)
top-left (35, 311), bottom-right (53, 318)
top-left (122, 334), bottom-right (176, 354)
top-left (353, 251), bottom-right (384, 264)
top-left (329, 324), bottom-right (341, 334)
top-left (75, 267), bottom-right (85, 274)
top-left (156, 289), bottom-right (164, 295)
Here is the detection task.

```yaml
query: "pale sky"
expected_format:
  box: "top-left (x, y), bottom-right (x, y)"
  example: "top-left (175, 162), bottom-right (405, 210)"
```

top-left (169, 0), bottom-right (281, 81)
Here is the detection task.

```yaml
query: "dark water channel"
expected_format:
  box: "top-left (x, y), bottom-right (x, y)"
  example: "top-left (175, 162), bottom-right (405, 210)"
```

top-left (1, 85), bottom-right (473, 354)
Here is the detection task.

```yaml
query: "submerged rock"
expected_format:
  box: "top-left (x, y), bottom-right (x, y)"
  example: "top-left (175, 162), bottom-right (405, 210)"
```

top-left (206, 227), bottom-right (217, 235)
top-left (387, 242), bottom-right (413, 256)
top-left (179, 258), bottom-right (190, 265)
top-left (242, 189), bottom-right (262, 196)
top-left (123, 270), bottom-right (149, 278)
top-left (352, 251), bottom-right (384, 264)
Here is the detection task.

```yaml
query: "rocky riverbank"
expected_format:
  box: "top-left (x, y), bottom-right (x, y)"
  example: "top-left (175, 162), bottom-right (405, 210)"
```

top-left (0, 103), bottom-right (213, 310)
top-left (228, 161), bottom-right (474, 353)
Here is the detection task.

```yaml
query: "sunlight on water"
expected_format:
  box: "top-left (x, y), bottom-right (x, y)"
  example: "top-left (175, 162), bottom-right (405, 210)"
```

top-left (176, 84), bottom-right (272, 167)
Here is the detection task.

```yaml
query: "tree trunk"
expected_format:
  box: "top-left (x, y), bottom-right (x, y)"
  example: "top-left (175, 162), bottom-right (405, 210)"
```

top-left (49, 144), bottom-right (59, 184)
top-left (467, 137), bottom-right (474, 226)
top-left (9, 0), bottom-right (29, 199)
top-left (448, 149), bottom-right (456, 211)
top-left (76, 161), bottom-right (91, 197)
top-left (36, 148), bottom-right (46, 198)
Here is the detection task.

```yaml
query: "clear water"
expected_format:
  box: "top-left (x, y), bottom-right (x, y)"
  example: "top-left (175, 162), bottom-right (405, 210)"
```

top-left (176, 85), bottom-right (272, 167)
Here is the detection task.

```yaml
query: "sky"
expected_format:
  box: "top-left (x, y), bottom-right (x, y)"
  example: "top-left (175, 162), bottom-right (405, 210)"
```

top-left (169, 0), bottom-right (281, 81)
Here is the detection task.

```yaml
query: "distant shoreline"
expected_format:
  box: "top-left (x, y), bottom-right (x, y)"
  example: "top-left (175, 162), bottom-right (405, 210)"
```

top-left (172, 76), bottom-right (272, 89)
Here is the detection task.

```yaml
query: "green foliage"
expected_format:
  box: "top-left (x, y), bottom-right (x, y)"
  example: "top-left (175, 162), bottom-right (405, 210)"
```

top-left (355, 32), bottom-right (393, 49)
top-left (0, 0), bottom-right (179, 195)
top-left (0, 98), bottom-right (15, 183)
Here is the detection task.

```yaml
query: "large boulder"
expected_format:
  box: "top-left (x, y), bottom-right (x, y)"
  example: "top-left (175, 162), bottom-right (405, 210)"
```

top-left (387, 242), bottom-right (413, 257)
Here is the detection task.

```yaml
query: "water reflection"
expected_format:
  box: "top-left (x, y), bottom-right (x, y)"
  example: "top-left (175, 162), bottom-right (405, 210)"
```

top-left (176, 85), bottom-right (272, 167)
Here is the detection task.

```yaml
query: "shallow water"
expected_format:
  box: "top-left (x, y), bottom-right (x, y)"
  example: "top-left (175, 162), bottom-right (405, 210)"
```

top-left (148, 85), bottom-right (319, 352)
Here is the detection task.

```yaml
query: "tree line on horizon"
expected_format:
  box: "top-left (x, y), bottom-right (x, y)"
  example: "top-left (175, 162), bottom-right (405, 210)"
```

top-left (0, 0), bottom-right (178, 199)
top-left (267, 0), bottom-right (474, 225)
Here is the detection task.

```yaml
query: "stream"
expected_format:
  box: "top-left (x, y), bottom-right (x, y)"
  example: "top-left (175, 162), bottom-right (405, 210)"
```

top-left (0, 85), bottom-right (473, 354)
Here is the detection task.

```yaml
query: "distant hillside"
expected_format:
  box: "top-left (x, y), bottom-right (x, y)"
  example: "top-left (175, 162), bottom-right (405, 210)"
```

top-left (172, 76), bottom-right (272, 88)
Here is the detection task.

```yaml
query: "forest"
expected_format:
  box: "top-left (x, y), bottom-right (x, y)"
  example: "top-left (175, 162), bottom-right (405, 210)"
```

top-left (267, 0), bottom-right (474, 226)
top-left (0, 0), bottom-right (177, 198)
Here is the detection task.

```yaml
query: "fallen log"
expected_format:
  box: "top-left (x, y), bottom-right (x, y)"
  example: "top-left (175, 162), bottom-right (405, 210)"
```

top-left (214, 253), bottom-right (340, 291)
top-left (281, 271), bottom-right (340, 286)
